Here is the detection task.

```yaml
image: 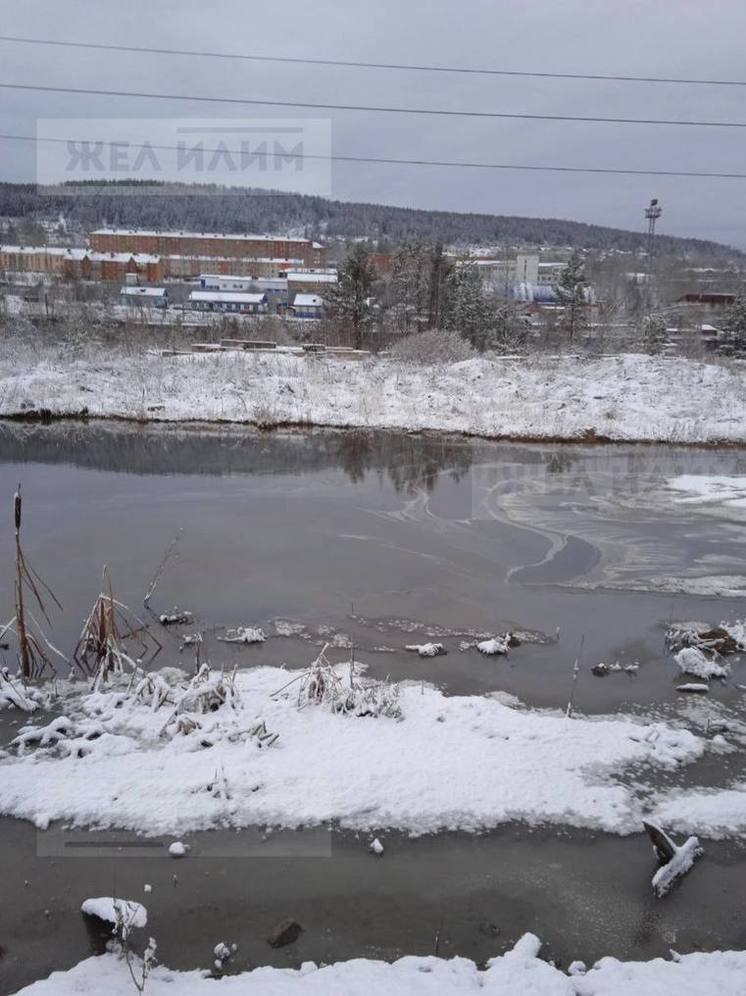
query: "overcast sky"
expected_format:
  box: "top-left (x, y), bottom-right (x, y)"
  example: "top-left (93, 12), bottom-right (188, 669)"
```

top-left (2, 0), bottom-right (746, 246)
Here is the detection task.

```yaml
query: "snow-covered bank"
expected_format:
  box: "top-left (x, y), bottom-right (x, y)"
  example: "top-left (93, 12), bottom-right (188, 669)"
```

top-left (14, 934), bottom-right (746, 995)
top-left (2, 347), bottom-right (746, 443)
top-left (0, 662), bottom-right (707, 836)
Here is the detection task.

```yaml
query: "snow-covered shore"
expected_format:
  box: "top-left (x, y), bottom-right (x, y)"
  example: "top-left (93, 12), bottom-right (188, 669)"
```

top-left (2, 346), bottom-right (746, 444)
top-left (14, 934), bottom-right (746, 995)
top-left (0, 661), bottom-right (720, 837)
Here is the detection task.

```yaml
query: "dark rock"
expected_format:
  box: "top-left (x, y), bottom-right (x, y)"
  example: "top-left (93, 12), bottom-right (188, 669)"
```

top-left (507, 634), bottom-right (522, 648)
top-left (591, 662), bottom-right (609, 677)
top-left (267, 918), bottom-right (303, 948)
top-left (479, 922), bottom-right (500, 938)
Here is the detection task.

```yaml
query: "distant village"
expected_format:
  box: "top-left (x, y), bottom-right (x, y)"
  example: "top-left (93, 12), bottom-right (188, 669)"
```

top-left (0, 215), bottom-right (744, 354)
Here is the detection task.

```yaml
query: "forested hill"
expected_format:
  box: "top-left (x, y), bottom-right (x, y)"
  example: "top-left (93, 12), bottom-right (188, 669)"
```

top-left (0, 181), bottom-right (739, 260)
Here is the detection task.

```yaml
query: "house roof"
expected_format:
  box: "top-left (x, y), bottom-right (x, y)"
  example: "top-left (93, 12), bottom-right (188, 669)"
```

top-left (293, 293), bottom-right (323, 307)
top-left (0, 246), bottom-right (159, 263)
top-left (120, 286), bottom-right (167, 297)
top-left (92, 228), bottom-right (323, 248)
top-left (189, 291), bottom-right (266, 304)
top-left (287, 271), bottom-right (337, 283)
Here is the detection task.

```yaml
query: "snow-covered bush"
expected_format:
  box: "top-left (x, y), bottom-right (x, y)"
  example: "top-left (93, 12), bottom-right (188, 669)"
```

top-left (405, 642), bottom-right (445, 657)
top-left (218, 626), bottom-right (266, 645)
top-left (0, 669), bottom-right (42, 712)
top-left (674, 647), bottom-right (730, 681)
top-left (477, 636), bottom-right (510, 656)
top-left (286, 646), bottom-right (402, 719)
top-left (388, 328), bottom-right (475, 365)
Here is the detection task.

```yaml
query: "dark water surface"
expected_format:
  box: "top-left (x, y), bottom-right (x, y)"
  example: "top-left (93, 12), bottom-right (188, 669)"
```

top-left (1, 422), bottom-right (746, 992)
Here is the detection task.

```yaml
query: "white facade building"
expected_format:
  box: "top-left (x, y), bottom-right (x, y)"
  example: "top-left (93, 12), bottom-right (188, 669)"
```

top-left (189, 290), bottom-right (268, 314)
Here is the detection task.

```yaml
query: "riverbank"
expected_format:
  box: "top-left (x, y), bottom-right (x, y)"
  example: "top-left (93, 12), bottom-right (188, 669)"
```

top-left (1, 346), bottom-right (745, 444)
top-left (15, 935), bottom-right (746, 995)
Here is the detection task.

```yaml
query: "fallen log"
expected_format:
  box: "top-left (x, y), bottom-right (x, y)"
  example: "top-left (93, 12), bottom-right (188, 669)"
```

top-left (643, 820), bottom-right (703, 898)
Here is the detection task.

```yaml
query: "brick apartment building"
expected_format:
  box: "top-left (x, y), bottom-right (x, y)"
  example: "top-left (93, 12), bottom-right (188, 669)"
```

top-left (89, 229), bottom-right (326, 267)
top-left (0, 245), bottom-right (163, 282)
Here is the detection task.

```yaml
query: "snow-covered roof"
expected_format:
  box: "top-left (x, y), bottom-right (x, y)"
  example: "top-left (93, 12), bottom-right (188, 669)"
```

top-left (120, 286), bottom-right (167, 297)
top-left (189, 291), bottom-right (266, 304)
top-left (92, 228), bottom-right (323, 248)
top-left (293, 293), bottom-right (323, 307)
top-left (254, 278), bottom-right (288, 289)
top-left (0, 244), bottom-right (56, 255)
top-left (287, 271), bottom-right (337, 283)
top-left (0, 245), bottom-right (159, 263)
top-left (174, 257), bottom-right (304, 265)
top-left (88, 251), bottom-right (160, 263)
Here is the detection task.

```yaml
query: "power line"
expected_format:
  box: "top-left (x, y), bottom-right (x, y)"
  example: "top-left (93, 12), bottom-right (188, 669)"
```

top-left (3, 131), bottom-right (746, 180)
top-left (2, 80), bottom-right (746, 129)
top-left (1, 34), bottom-right (745, 89)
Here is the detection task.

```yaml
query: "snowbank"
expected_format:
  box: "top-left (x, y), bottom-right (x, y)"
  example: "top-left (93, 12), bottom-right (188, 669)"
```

top-left (13, 934), bottom-right (746, 995)
top-left (2, 347), bottom-right (745, 444)
top-left (0, 664), bottom-right (704, 836)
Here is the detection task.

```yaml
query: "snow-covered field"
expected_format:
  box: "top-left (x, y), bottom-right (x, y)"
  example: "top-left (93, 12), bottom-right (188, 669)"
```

top-left (15, 934), bottom-right (746, 995)
top-left (2, 344), bottom-right (746, 443)
top-left (1, 660), bottom-right (738, 838)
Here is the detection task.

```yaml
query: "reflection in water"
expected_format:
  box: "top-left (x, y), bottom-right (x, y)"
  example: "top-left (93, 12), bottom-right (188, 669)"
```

top-left (5, 422), bottom-right (746, 599)
top-left (0, 422), bottom-right (476, 495)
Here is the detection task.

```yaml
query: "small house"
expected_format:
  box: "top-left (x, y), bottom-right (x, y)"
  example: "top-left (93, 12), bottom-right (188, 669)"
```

top-left (119, 286), bottom-right (169, 308)
top-left (290, 293), bottom-right (324, 319)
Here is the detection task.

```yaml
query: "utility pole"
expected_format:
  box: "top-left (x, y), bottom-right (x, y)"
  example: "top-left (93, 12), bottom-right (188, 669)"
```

top-left (644, 198), bottom-right (662, 312)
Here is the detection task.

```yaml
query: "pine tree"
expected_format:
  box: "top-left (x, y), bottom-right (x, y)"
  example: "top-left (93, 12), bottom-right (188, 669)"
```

top-left (556, 250), bottom-right (588, 341)
top-left (391, 242), bottom-right (430, 332)
top-left (445, 264), bottom-right (517, 352)
top-left (721, 290), bottom-right (746, 354)
top-left (427, 243), bottom-right (452, 329)
top-left (639, 313), bottom-right (667, 354)
top-left (327, 243), bottom-right (376, 348)
top-left (491, 302), bottom-right (529, 354)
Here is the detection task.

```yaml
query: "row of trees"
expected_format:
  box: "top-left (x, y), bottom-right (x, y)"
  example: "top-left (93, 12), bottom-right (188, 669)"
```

top-left (327, 243), bottom-right (590, 351)
top-left (330, 241), bottom-right (746, 357)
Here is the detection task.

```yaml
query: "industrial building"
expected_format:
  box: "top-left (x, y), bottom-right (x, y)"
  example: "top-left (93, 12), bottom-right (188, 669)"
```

top-left (453, 253), bottom-right (540, 292)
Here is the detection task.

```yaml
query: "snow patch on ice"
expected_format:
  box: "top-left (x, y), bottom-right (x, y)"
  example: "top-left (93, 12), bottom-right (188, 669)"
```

top-left (0, 664), bottom-right (706, 836)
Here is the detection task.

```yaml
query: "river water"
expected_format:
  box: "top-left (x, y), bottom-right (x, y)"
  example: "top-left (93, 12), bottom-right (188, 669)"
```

top-left (1, 422), bottom-right (745, 992)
